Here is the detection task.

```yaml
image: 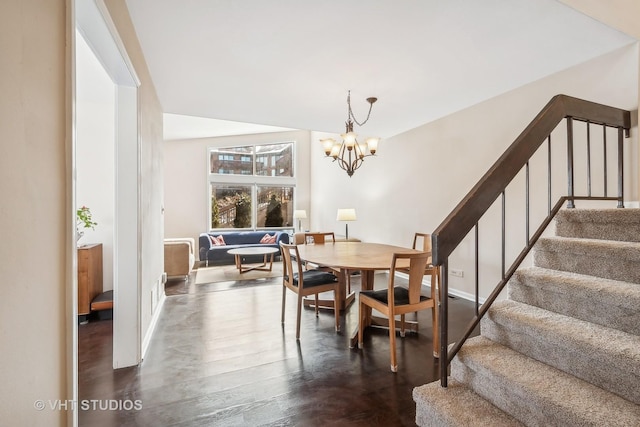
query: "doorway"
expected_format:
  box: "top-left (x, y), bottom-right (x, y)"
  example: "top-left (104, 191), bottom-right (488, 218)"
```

top-left (74, 0), bottom-right (141, 374)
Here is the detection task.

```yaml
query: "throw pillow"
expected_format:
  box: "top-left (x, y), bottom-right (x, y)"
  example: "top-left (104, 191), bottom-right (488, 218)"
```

top-left (260, 233), bottom-right (277, 244)
top-left (209, 235), bottom-right (226, 246)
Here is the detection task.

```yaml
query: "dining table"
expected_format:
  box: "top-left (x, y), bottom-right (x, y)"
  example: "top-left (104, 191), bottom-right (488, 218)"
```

top-left (295, 241), bottom-right (422, 347)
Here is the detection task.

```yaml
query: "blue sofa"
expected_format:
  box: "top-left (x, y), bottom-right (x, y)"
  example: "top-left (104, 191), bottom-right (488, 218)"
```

top-left (199, 231), bottom-right (290, 266)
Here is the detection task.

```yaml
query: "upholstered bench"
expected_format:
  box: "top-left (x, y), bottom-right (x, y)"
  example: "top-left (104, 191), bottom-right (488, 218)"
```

top-left (90, 290), bottom-right (113, 320)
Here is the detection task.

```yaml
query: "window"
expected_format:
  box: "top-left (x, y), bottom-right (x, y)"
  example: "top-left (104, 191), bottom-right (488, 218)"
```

top-left (209, 142), bottom-right (295, 230)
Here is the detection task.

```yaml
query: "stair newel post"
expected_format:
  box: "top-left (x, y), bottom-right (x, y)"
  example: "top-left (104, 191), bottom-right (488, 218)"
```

top-left (566, 117), bottom-right (575, 208)
top-left (439, 259), bottom-right (449, 387)
top-left (617, 126), bottom-right (624, 208)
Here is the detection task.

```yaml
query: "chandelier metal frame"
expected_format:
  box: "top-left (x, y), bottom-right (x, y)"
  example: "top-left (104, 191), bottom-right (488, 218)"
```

top-left (320, 91), bottom-right (380, 177)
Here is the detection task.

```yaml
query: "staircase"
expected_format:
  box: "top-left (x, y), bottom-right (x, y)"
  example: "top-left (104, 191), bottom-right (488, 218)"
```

top-left (413, 208), bottom-right (640, 426)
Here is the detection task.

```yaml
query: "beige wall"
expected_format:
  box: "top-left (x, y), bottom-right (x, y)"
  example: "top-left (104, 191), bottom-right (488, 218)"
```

top-left (0, 0), bottom-right (68, 425)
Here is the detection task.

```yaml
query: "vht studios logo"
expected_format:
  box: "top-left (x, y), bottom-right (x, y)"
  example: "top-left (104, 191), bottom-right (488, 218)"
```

top-left (34, 399), bottom-right (143, 411)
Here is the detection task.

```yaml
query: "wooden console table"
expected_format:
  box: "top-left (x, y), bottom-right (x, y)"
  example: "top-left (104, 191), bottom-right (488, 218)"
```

top-left (78, 243), bottom-right (103, 317)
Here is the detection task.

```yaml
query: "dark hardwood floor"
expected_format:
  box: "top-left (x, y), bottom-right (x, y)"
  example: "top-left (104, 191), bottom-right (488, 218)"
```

top-left (79, 266), bottom-right (478, 426)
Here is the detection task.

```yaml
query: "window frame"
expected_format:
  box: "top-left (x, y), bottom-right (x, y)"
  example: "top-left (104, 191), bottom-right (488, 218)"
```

top-left (207, 141), bottom-right (297, 232)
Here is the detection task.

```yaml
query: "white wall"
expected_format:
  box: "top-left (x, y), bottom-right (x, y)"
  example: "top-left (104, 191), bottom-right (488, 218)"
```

top-left (164, 130), bottom-right (311, 258)
top-left (310, 43), bottom-right (639, 300)
top-left (76, 30), bottom-right (116, 292)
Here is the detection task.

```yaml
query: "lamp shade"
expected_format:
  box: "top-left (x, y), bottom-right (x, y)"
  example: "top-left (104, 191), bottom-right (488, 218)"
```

top-left (293, 210), bottom-right (307, 219)
top-left (336, 208), bottom-right (357, 221)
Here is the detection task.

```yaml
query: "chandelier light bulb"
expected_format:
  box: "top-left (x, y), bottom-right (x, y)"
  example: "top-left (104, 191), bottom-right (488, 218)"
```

top-left (365, 137), bottom-right (379, 154)
top-left (343, 132), bottom-right (357, 149)
top-left (329, 144), bottom-right (340, 158)
top-left (321, 138), bottom-right (336, 155)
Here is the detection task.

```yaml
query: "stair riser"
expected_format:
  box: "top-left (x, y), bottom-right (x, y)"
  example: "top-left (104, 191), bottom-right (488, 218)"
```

top-left (451, 357), bottom-right (577, 427)
top-left (508, 280), bottom-right (640, 336)
top-left (451, 337), bottom-right (640, 427)
top-left (555, 209), bottom-right (640, 242)
top-left (413, 381), bottom-right (524, 427)
top-left (534, 246), bottom-right (640, 283)
top-left (481, 314), bottom-right (640, 404)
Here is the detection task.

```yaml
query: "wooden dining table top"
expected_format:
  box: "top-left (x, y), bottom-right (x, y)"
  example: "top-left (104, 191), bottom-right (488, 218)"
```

top-left (295, 242), bottom-right (420, 271)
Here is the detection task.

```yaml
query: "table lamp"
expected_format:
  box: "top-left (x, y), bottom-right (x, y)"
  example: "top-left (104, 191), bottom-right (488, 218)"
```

top-left (336, 208), bottom-right (356, 240)
top-left (293, 210), bottom-right (307, 232)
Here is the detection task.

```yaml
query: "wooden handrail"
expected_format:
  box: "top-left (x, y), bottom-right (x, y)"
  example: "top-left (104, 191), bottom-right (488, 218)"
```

top-left (432, 95), bottom-right (631, 266)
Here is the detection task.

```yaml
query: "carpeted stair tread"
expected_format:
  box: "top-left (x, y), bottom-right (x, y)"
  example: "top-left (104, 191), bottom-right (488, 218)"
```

top-left (508, 266), bottom-right (640, 335)
top-left (413, 380), bottom-right (524, 427)
top-left (451, 336), bottom-right (640, 426)
top-left (555, 208), bottom-right (640, 242)
top-left (482, 299), bottom-right (640, 403)
top-left (534, 236), bottom-right (640, 283)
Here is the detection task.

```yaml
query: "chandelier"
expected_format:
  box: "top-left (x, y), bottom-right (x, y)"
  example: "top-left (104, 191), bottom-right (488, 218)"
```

top-left (320, 91), bottom-right (380, 177)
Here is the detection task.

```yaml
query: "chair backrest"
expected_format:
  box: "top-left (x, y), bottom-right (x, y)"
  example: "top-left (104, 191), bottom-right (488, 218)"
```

top-left (304, 232), bottom-right (335, 244)
top-left (390, 252), bottom-right (429, 305)
top-left (293, 232), bottom-right (306, 245)
top-left (280, 242), bottom-right (303, 287)
top-left (412, 233), bottom-right (433, 265)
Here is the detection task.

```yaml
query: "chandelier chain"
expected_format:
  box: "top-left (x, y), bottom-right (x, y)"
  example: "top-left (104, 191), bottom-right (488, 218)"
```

top-left (347, 90), bottom-right (374, 127)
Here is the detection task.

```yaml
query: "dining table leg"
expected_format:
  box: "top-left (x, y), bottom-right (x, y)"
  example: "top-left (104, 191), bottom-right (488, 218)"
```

top-left (349, 269), bottom-right (375, 348)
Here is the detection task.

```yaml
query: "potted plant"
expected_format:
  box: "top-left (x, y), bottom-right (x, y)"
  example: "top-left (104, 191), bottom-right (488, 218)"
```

top-left (76, 206), bottom-right (97, 242)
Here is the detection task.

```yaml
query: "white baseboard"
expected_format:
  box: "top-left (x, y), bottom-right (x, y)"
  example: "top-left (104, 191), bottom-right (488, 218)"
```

top-left (625, 200), bottom-right (639, 208)
top-left (141, 290), bottom-right (166, 360)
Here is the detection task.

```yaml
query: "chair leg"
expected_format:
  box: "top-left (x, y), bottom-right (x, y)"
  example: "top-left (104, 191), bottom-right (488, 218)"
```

top-left (400, 314), bottom-right (406, 338)
top-left (281, 285), bottom-right (286, 324)
top-left (358, 300), bottom-right (365, 349)
top-left (389, 313), bottom-right (398, 372)
top-left (333, 288), bottom-right (340, 332)
top-left (314, 294), bottom-right (319, 316)
top-left (296, 293), bottom-right (303, 340)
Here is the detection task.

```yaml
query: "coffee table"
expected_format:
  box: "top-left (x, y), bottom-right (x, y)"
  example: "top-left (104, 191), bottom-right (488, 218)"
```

top-left (227, 246), bottom-right (280, 273)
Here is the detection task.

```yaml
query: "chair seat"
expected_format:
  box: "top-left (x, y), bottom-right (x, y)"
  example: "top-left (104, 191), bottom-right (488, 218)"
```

top-left (286, 269), bottom-right (338, 287)
top-left (360, 287), bottom-right (429, 306)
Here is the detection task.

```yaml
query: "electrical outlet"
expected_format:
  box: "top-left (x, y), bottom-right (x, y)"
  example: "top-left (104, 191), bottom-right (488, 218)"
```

top-left (450, 269), bottom-right (464, 278)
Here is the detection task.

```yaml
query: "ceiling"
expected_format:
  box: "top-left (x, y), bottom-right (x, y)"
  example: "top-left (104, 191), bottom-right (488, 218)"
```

top-left (124, 0), bottom-right (635, 140)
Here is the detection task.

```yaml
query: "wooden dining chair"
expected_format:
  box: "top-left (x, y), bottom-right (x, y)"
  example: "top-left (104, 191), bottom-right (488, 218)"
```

top-left (358, 251), bottom-right (437, 372)
top-left (280, 242), bottom-right (341, 340)
top-left (400, 233), bottom-right (441, 339)
top-left (304, 232), bottom-right (336, 244)
top-left (303, 231), bottom-right (353, 292)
